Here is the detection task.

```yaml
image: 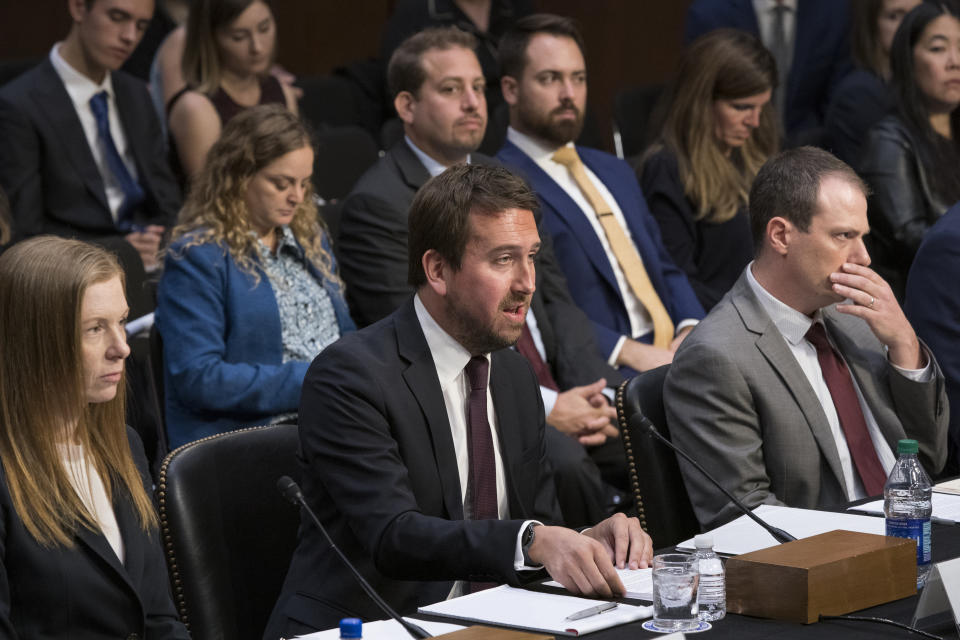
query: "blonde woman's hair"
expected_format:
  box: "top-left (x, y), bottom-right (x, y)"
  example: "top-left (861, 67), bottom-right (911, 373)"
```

top-left (182, 0), bottom-right (274, 94)
top-left (0, 237), bottom-right (157, 547)
top-left (646, 29), bottom-right (779, 224)
top-left (170, 104), bottom-right (338, 286)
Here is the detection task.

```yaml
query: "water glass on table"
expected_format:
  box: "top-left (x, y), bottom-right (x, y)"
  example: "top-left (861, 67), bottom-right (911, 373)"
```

top-left (652, 553), bottom-right (700, 631)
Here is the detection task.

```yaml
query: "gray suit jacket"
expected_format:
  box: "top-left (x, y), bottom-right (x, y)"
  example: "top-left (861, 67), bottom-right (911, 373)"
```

top-left (665, 272), bottom-right (948, 529)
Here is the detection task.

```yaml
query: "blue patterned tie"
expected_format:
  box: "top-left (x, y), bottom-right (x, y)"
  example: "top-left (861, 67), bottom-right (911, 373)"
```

top-left (89, 90), bottom-right (144, 231)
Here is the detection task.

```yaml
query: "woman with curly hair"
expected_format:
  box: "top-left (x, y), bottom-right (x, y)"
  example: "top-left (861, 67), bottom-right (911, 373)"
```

top-left (0, 236), bottom-right (188, 638)
top-left (156, 105), bottom-right (354, 448)
top-left (638, 29), bottom-right (778, 310)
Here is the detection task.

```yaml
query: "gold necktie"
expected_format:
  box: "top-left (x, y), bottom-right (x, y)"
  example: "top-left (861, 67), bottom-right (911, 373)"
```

top-left (552, 146), bottom-right (674, 349)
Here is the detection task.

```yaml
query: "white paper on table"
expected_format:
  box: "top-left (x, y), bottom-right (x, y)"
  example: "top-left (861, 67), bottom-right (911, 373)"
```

top-left (419, 584), bottom-right (653, 636)
top-left (935, 478), bottom-right (960, 495)
top-left (676, 504), bottom-right (886, 555)
top-left (294, 617), bottom-right (464, 639)
top-left (848, 492), bottom-right (960, 522)
top-left (544, 567), bottom-right (652, 600)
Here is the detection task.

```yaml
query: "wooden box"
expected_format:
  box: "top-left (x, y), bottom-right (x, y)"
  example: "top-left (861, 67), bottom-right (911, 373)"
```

top-left (725, 529), bottom-right (917, 623)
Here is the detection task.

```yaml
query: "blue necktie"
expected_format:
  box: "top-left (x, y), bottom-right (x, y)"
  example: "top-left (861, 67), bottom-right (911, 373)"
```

top-left (89, 90), bottom-right (144, 231)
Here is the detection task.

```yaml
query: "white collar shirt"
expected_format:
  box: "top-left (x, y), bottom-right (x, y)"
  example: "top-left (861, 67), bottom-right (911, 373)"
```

top-left (49, 43), bottom-right (139, 223)
top-left (745, 263), bottom-right (930, 500)
top-left (414, 294), bottom-right (508, 518)
top-left (405, 136), bottom-right (471, 178)
top-left (753, 0), bottom-right (797, 52)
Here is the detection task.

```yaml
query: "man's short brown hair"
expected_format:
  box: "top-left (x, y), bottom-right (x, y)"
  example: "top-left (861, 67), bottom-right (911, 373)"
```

top-left (387, 26), bottom-right (478, 99)
top-left (749, 146), bottom-right (869, 253)
top-left (498, 13), bottom-right (586, 80)
top-left (408, 164), bottom-right (539, 288)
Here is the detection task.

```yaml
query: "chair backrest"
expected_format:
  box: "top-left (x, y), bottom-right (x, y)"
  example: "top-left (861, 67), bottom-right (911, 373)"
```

top-left (312, 125), bottom-right (380, 204)
top-left (157, 424), bottom-right (301, 640)
top-left (616, 365), bottom-right (700, 547)
top-left (612, 84), bottom-right (666, 160)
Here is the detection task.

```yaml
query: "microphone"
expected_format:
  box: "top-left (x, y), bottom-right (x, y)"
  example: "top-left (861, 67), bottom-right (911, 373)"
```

top-left (276, 476), bottom-right (432, 639)
top-left (629, 414), bottom-right (797, 544)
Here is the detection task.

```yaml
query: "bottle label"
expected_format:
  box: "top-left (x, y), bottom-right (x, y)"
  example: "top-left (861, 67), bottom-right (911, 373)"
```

top-left (886, 518), bottom-right (932, 565)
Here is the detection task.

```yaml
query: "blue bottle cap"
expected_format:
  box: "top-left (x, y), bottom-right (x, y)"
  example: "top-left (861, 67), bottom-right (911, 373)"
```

top-left (339, 617), bottom-right (362, 638)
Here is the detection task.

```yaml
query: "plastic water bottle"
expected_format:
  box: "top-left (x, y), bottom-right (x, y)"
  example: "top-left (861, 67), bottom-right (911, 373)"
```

top-left (339, 618), bottom-right (362, 638)
top-left (884, 438), bottom-right (933, 589)
top-left (693, 534), bottom-right (725, 621)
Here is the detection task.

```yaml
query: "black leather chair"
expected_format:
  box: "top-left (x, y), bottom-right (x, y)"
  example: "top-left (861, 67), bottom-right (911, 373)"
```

top-left (157, 424), bottom-right (301, 640)
top-left (312, 124), bottom-right (380, 206)
top-left (612, 84), bottom-right (666, 161)
top-left (616, 365), bottom-right (701, 547)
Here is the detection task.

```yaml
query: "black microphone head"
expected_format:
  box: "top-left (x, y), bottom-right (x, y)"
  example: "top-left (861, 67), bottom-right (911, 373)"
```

top-left (277, 475), bottom-right (302, 504)
top-left (627, 411), bottom-right (658, 436)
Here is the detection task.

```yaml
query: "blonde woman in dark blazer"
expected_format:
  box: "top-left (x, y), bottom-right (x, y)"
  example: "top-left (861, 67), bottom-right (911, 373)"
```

top-left (0, 237), bottom-right (188, 640)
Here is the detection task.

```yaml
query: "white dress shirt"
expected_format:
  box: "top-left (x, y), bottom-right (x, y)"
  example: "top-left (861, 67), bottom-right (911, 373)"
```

top-left (413, 295), bottom-right (540, 588)
top-left (752, 0), bottom-right (797, 52)
top-left (58, 442), bottom-right (125, 563)
top-left (49, 44), bottom-right (140, 224)
top-left (506, 127), bottom-right (697, 364)
top-left (745, 264), bottom-right (930, 500)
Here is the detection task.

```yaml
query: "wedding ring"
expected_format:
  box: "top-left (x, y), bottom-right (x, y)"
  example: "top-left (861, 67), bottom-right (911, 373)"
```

top-left (868, 296), bottom-right (875, 309)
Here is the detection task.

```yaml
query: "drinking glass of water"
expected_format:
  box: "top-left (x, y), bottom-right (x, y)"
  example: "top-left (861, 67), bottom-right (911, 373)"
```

top-left (652, 553), bottom-right (700, 631)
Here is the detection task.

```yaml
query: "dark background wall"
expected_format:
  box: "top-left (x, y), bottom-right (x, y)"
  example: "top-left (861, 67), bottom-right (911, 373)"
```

top-left (0, 1), bottom-right (692, 151)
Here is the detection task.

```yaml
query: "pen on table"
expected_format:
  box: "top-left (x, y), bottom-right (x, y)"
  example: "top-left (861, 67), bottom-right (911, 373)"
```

top-left (565, 602), bottom-right (618, 621)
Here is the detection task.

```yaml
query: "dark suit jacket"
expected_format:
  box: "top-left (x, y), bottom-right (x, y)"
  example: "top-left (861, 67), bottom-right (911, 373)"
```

top-left (263, 299), bottom-right (563, 636)
top-left (906, 203), bottom-right (960, 471)
top-left (0, 59), bottom-right (180, 242)
top-left (0, 428), bottom-right (188, 640)
top-left (666, 273), bottom-right (948, 529)
top-left (860, 115), bottom-right (953, 298)
top-left (638, 146), bottom-right (753, 311)
top-left (338, 140), bottom-right (623, 388)
top-left (497, 140), bottom-right (704, 360)
top-left (684, 0), bottom-right (852, 143)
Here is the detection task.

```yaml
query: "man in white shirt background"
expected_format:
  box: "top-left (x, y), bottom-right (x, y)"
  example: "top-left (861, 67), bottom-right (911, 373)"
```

top-left (0, 0), bottom-right (181, 276)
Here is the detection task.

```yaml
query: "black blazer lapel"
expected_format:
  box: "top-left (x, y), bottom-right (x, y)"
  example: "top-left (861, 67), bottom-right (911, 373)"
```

top-left (395, 300), bottom-right (465, 520)
top-left (74, 506), bottom-right (139, 605)
top-left (391, 140), bottom-right (433, 193)
top-left (112, 73), bottom-right (151, 201)
top-left (30, 60), bottom-right (111, 216)
top-left (489, 350), bottom-right (528, 519)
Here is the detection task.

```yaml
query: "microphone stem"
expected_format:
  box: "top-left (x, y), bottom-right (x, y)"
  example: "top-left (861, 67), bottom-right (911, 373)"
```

top-left (279, 479), bottom-right (432, 639)
top-left (646, 425), bottom-right (796, 544)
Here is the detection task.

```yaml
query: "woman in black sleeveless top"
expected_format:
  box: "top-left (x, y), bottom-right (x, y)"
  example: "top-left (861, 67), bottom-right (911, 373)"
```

top-left (167, 0), bottom-right (297, 181)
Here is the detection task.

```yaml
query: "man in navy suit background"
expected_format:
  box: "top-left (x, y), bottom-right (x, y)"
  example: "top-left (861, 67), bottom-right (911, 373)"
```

top-left (684, 0), bottom-right (852, 146)
top-left (905, 201), bottom-right (960, 475)
top-left (496, 14), bottom-right (704, 375)
top-left (0, 0), bottom-right (180, 273)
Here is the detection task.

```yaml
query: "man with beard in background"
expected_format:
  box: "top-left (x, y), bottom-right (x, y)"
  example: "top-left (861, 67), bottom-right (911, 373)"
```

top-left (497, 14), bottom-right (704, 376)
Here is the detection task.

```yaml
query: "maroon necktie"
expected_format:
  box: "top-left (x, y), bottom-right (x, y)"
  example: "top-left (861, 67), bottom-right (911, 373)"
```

top-left (464, 356), bottom-right (498, 520)
top-left (515, 322), bottom-right (560, 391)
top-left (805, 322), bottom-right (887, 496)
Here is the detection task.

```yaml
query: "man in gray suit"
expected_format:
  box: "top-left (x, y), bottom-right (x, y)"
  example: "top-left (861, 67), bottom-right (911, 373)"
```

top-left (665, 147), bottom-right (948, 529)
